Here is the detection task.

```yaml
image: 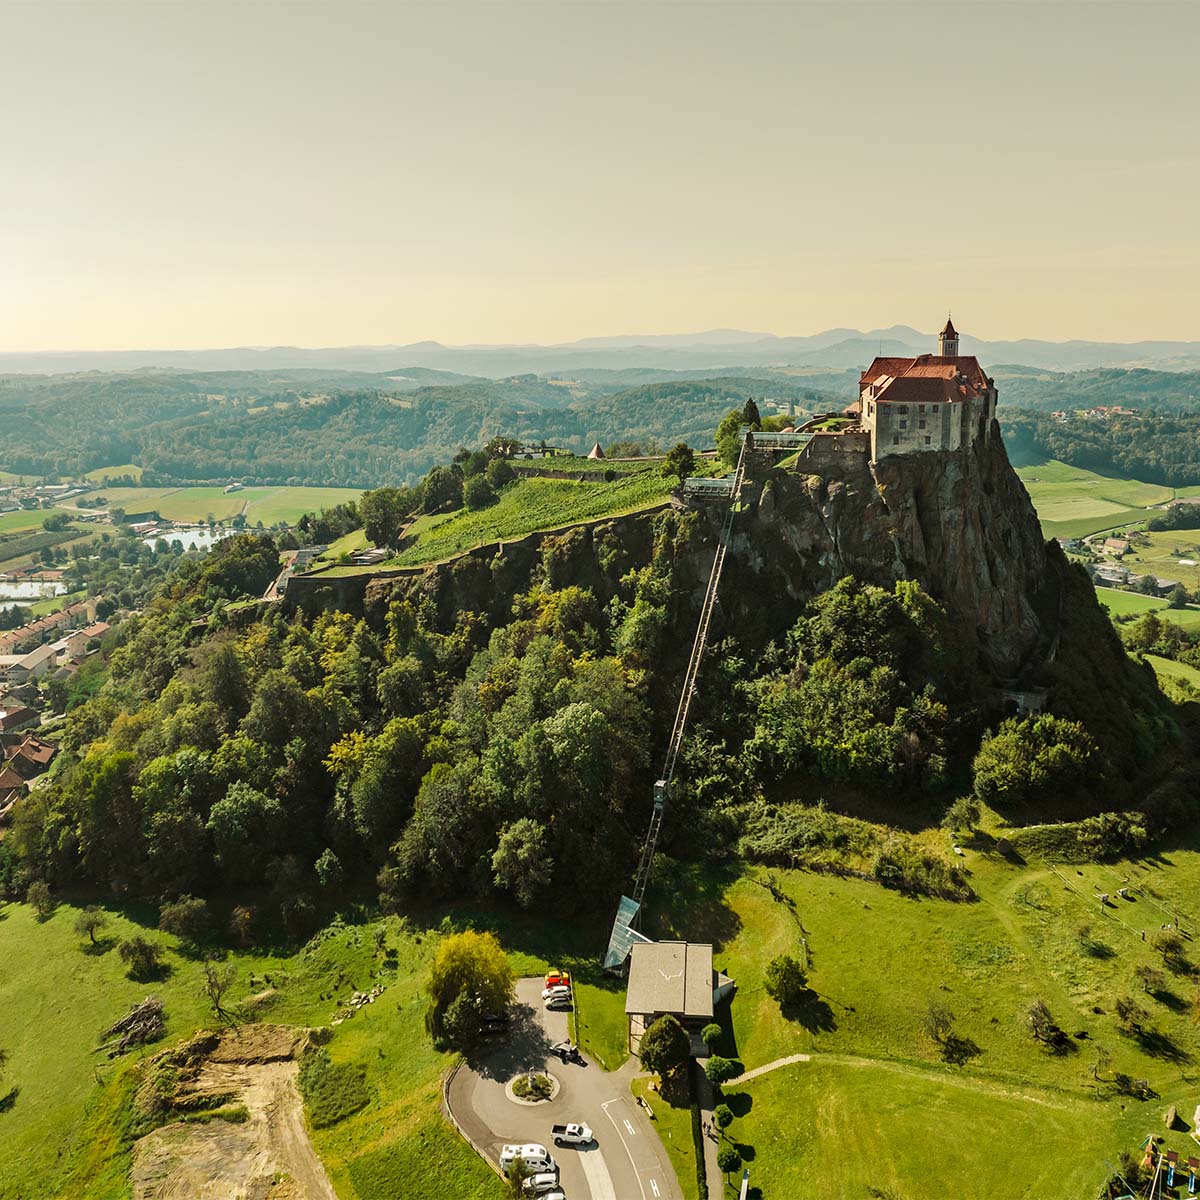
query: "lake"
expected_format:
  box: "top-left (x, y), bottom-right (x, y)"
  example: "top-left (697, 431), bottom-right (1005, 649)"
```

top-left (142, 527), bottom-right (235, 551)
top-left (0, 579), bottom-right (68, 602)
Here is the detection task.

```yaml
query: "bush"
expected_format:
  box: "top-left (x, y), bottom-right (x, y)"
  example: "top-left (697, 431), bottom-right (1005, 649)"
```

top-left (700, 1022), bottom-right (722, 1051)
top-left (27, 880), bottom-right (53, 920)
top-left (298, 1047), bottom-right (371, 1128)
top-left (463, 475), bottom-right (497, 511)
top-left (511, 1073), bottom-right (553, 1100)
top-left (714, 1103), bottom-right (733, 1129)
top-left (705, 1055), bottom-right (740, 1086)
top-left (159, 896), bottom-right (211, 945)
top-left (717, 1145), bottom-right (742, 1176)
top-left (972, 714), bottom-right (1096, 807)
top-left (118, 936), bottom-right (165, 980)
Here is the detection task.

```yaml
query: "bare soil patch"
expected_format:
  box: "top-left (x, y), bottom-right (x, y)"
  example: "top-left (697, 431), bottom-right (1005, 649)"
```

top-left (131, 1026), bottom-right (335, 1200)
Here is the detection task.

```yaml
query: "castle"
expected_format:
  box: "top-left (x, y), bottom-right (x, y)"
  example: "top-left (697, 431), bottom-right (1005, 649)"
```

top-left (851, 318), bottom-right (998, 460)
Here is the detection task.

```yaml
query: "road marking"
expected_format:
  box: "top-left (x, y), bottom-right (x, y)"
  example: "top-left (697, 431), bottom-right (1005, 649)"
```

top-left (624, 1118), bottom-right (637, 1137)
top-left (650, 1178), bottom-right (661, 1197)
top-left (579, 1146), bottom-right (617, 1200)
top-left (601, 1100), bottom-right (649, 1200)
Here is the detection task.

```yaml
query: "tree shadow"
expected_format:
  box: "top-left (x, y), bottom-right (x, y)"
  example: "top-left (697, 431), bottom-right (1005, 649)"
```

top-left (1150, 987), bottom-right (1189, 1014)
top-left (1135, 1027), bottom-right (1192, 1064)
top-left (0, 1087), bottom-right (17, 1114)
top-left (732, 1142), bottom-right (756, 1163)
top-left (125, 960), bottom-right (173, 984)
top-left (465, 998), bottom-right (556, 1082)
top-left (724, 1091), bottom-right (753, 1118)
top-left (709, 997), bottom-right (739, 1060)
top-left (940, 1035), bottom-right (982, 1066)
top-left (1082, 939), bottom-right (1117, 961)
top-left (82, 936), bottom-right (118, 957)
top-left (782, 988), bottom-right (837, 1034)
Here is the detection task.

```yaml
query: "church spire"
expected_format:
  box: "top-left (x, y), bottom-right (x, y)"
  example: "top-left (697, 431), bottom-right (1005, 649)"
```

top-left (938, 314), bottom-right (959, 357)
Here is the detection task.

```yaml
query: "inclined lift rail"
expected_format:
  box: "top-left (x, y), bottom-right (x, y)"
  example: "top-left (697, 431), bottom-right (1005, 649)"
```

top-left (604, 433), bottom-right (751, 969)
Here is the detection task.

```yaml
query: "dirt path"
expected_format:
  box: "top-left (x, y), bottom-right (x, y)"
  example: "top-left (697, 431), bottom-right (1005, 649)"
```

top-left (132, 1031), bottom-right (336, 1200)
top-left (729, 1049), bottom-right (1100, 1113)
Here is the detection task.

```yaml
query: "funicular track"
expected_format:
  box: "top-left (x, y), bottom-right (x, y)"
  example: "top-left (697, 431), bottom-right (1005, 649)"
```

top-left (605, 435), bottom-right (751, 966)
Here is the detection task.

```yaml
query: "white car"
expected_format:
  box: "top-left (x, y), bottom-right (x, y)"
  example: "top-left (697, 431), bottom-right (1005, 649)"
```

top-left (521, 1173), bottom-right (561, 1195)
top-left (500, 1144), bottom-right (554, 1172)
top-left (544, 993), bottom-right (572, 1010)
top-left (541, 984), bottom-right (571, 1001)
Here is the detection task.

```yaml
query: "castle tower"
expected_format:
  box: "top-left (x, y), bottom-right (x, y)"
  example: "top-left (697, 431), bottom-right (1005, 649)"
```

top-left (938, 315), bottom-right (959, 357)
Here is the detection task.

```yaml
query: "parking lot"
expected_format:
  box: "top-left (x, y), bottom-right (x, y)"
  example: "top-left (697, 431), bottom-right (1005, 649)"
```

top-left (445, 976), bottom-right (683, 1200)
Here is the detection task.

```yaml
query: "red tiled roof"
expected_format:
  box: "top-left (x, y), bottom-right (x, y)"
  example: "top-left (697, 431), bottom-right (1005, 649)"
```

top-left (860, 354), bottom-right (990, 404)
top-left (0, 765), bottom-right (24, 791)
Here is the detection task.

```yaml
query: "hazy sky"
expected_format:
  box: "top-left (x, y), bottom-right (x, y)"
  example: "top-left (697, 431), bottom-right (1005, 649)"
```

top-left (3, 0), bottom-right (1197, 349)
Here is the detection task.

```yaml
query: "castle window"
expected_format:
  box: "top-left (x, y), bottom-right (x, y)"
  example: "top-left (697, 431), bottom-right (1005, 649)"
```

top-left (898, 406), bottom-right (908, 414)
top-left (899, 420), bottom-right (907, 430)
top-left (893, 435), bottom-right (900, 445)
top-left (918, 419), bottom-right (926, 430)
top-left (918, 405), bottom-right (925, 413)
top-left (924, 435), bottom-right (932, 445)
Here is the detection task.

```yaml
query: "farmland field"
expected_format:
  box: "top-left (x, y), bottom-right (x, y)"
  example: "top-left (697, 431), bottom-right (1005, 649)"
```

top-left (84, 464), bottom-right (143, 484)
top-left (75, 485), bottom-right (363, 526)
top-left (0, 507), bottom-right (76, 535)
top-left (1096, 586), bottom-right (1200, 627)
top-left (1119, 529), bottom-right (1200, 591)
top-left (1014, 459), bottom-right (1171, 539)
top-left (1145, 653), bottom-right (1200, 689)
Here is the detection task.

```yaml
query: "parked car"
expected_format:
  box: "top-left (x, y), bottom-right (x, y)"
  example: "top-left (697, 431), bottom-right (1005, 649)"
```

top-left (481, 1010), bottom-right (509, 1036)
top-left (552, 1122), bottom-right (594, 1146)
top-left (544, 968), bottom-right (572, 989)
top-left (500, 1144), bottom-right (554, 1173)
top-left (541, 984), bottom-right (571, 1001)
top-left (544, 993), bottom-right (572, 1011)
top-left (521, 1172), bottom-right (561, 1195)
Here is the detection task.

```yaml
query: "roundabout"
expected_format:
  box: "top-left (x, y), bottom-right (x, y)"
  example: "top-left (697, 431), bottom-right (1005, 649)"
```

top-left (505, 1070), bottom-right (560, 1105)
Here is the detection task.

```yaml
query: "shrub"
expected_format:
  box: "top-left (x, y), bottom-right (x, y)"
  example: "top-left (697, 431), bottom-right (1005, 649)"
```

top-left (511, 1073), bottom-right (553, 1100)
top-left (705, 1055), bottom-right (740, 1086)
top-left (700, 1022), bottom-right (722, 1051)
top-left (972, 714), bottom-right (1096, 807)
top-left (714, 1103), bottom-right (733, 1129)
top-left (717, 1145), bottom-right (742, 1177)
top-left (118, 936), bottom-right (165, 981)
top-left (27, 880), bottom-right (53, 919)
top-left (159, 896), bottom-right (211, 945)
top-left (463, 475), bottom-right (497, 511)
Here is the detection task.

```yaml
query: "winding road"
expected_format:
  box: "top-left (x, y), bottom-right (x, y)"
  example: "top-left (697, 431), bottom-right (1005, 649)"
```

top-left (446, 977), bottom-right (683, 1200)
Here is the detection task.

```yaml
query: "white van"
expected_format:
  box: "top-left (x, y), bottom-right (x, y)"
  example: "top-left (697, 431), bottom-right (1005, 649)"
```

top-left (499, 1144), bottom-right (555, 1173)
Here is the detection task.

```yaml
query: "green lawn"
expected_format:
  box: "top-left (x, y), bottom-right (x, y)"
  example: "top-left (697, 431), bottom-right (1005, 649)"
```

top-left (393, 473), bottom-right (672, 567)
top-left (1145, 653), bottom-right (1200, 689)
top-left (1121, 529), bottom-right (1200, 591)
top-left (1015, 459), bottom-right (1171, 539)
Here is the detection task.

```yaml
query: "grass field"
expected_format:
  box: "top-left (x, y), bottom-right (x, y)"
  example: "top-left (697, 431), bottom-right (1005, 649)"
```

top-left (1096, 587), bottom-right (1200, 628)
top-left (1145, 653), bottom-right (1200, 689)
top-left (84, 464), bottom-right (143, 484)
top-left (1015, 459), bottom-right (1171, 539)
top-left (392, 473), bottom-right (672, 567)
top-left (74, 486), bottom-right (363, 527)
top-left (645, 836), bottom-right (1200, 1200)
top-left (0, 900), bottom-right (505, 1200)
top-left (0, 507), bottom-right (75, 535)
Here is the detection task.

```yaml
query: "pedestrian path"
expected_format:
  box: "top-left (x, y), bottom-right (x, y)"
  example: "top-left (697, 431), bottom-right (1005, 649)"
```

top-left (727, 1053), bottom-right (812, 1086)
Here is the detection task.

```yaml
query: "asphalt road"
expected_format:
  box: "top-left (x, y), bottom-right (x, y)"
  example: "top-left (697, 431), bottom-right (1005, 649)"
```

top-left (446, 977), bottom-right (683, 1200)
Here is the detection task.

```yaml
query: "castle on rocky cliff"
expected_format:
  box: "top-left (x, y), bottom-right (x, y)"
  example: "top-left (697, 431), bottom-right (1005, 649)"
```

top-left (850, 318), bottom-right (998, 460)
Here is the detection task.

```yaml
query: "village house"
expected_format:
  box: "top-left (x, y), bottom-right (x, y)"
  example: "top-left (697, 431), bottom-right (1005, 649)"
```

top-left (0, 705), bottom-right (39, 735)
top-left (0, 599), bottom-right (94, 655)
top-left (624, 940), bottom-right (736, 1055)
top-left (4, 732), bottom-right (56, 780)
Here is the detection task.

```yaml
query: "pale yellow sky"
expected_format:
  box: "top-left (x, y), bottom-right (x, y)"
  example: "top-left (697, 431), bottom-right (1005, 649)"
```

top-left (2, 0), bottom-right (1197, 350)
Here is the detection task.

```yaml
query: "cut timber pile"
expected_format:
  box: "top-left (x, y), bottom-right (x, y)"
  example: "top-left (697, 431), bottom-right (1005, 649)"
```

top-left (98, 996), bottom-right (165, 1057)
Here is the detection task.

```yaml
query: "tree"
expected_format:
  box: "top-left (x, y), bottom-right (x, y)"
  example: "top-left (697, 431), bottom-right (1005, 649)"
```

top-left (941, 796), bottom-right (981, 833)
top-left (714, 1102), bottom-right (733, 1131)
top-left (741, 397), bottom-right (761, 429)
top-left (661, 443), bottom-right (696, 487)
top-left (922, 1001), bottom-right (955, 1045)
top-left (442, 992), bottom-right (484, 1048)
top-left (1115, 994), bottom-right (1148, 1034)
top-left (360, 486), bottom-right (411, 548)
top-left (715, 410), bottom-right (744, 467)
top-left (1136, 573), bottom-right (1159, 596)
top-left (764, 953), bottom-right (807, 1008)
top-left (701, 1022), bottom-right (722, 1052)
top-left (717, 1144), bottom-right (741, 1181)
top-left (229, 905), bottom-right (255, 948)
top-left (491, 818), bottom-right (552, 909)
top-left (705, 1055), bottom-right (740, 1086)
top-left (74, 905), bottom-right (108, 946)
top-left (463, 475), bottom-right (497, 511)
top-left (159, 896), bottom-right (211, 946)
top-left (1134, 964), bottom-right (1166, 994)
top-left (314, 848), bottom-right (343, 890)
top-left (972, 714), bottom-right (1096, 807)
top-left (485, 457), bottom-right (515, 489)
top-left (206, 782), bottom-right (287, 881)
top-left (1027, 999), bottom-right (1067, 1049)
top-left (638, 1014), bottom-right (690, 1078)
top-left (426, 930), bottom-right (514, 1046)
top-left (118, 936), bottom-right (165, 980)
top-left (202, 959), bottom-right (238, 1021)
top-left (27, 880), bottom-right (53, 920)
top-left (421, 465), bottom-right (463, 514)
top-left (1168, 583), bottom-right (1191, 609)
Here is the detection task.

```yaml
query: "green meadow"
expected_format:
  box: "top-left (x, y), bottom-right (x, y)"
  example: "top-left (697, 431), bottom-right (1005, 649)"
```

top-left (1014, 459), bottom-right (1171, 540)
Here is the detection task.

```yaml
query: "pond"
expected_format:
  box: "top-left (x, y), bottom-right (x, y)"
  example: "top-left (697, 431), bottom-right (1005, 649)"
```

top-left (0, 579), bottom-right (68, 602)
top-left (142, 527), bottom-right (235, 552)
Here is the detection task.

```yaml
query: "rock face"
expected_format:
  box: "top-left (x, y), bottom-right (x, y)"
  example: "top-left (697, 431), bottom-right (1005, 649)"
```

top-left (727, 426), bottom-right (1061, 682)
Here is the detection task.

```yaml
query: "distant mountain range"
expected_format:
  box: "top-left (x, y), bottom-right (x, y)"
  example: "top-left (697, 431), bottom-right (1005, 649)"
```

top-left (5, 326), bottom-right (1200, 376)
